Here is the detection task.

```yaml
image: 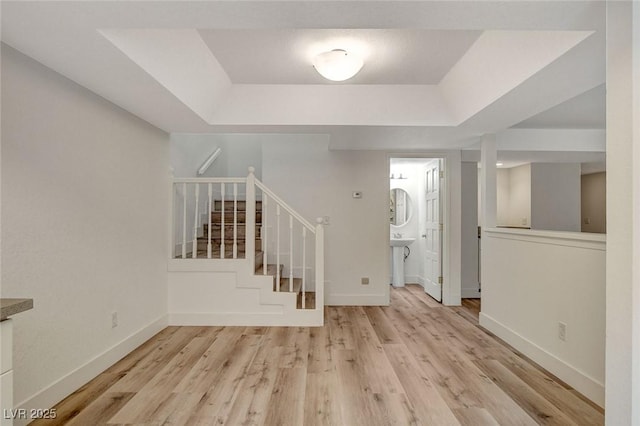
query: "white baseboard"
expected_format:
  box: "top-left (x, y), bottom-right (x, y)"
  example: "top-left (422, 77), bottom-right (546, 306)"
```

top-left (169, 311), bottom-right (322, 327)
top-left (326, 293), bottom-right (387, 306)
top-left (405, 275), bottom-right (421, 285)
top-left (14, 315), bottom-right (168, 426)
top-left (479, 312), bottom-right (604, 407)
top-left (461, 288), bottom-right (481, 298)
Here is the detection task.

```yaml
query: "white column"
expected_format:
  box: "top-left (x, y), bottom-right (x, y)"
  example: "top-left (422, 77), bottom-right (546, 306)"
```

top-left (479, 135), bottom-right (497, 317)
top-left (480, 134), bottom-right (497, 229)
top-left (606, 3), bottom-right (640, 425)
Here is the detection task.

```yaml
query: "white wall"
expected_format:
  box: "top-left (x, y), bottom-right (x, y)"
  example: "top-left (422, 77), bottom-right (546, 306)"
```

top-left (1, 46), bottom-right (169, 415)
top-left (509, 164), bottom-right (532, 227)
top-left (531, 163), bottom-right (581, 232)
top-left (496, 168), bottom-right (510, 226)
top-left (262, 137), bottom-right (390, 305)
top-left (480, 228), bottom-right (605, 406)
top-left (461, 162), bottom-right (479, 298)
top-left (496, 164), bottom-right (531, 228)
top-left (581, 172), bottom-right (606, 234)
top-left (170, 133), bottom-right (263, 179)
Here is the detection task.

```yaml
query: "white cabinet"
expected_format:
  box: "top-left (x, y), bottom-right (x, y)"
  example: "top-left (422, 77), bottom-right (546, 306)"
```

top-left (1, 320), bottom-right (13, 426)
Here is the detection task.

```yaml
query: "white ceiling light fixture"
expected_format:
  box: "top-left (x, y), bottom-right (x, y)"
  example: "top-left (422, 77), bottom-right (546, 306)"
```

top-left (313, 49), bottom-right (364, 81)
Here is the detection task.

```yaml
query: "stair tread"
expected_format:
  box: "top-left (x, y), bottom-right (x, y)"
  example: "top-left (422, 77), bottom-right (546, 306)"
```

top-left (255, 263), bottom-right (282, 276)
top-left (297, 292), bottom-right (316, 310)
top-left (276, 277), bottom-right (302, 293)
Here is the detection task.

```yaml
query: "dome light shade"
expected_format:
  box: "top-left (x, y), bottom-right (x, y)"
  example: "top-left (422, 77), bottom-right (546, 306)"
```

top-left (313, 49), bottom-right (363, 81)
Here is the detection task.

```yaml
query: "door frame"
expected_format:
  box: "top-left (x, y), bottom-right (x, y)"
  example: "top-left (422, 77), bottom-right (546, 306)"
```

top-left (388, 151), bottom-right (462, 306)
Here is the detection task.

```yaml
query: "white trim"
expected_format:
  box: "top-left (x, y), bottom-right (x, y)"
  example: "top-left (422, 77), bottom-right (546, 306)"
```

top-left (173, 177), bottom-right (245, 184)
top-left (169, 310), bottom-right (322, 327)
top-left (404, 275), bottom-right (421, 285)
top-left (168, 258), bottom-right (245, 272)
top-left (479, 312), bottom-right (604, 407)
top-left (14, 315), bottom-right (168, 426)
top-left (326, 293), bottom-right (388, 306)
top-left (485, 227), bottom-right (606, 250)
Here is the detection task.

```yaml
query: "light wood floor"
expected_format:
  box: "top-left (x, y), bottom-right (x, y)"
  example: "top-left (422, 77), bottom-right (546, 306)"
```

top-left (32, 285), bottom-right (603, 425)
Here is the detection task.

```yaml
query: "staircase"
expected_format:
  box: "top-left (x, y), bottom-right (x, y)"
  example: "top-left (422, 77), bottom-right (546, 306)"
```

top-left (197, 200), bottom-right (263, 259)
top-left (193, 199), bottom-right (315, 309)
top-left (169, 168), bottom-right (322, 325)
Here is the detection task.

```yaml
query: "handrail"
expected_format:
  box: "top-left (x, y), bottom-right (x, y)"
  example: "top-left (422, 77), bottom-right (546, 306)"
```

top-left (197, 147), bottom-right (221, 176)
top-left (255, 179), bottom-right (316, 233)
top-left (174, 177), bottom-right (246, 184)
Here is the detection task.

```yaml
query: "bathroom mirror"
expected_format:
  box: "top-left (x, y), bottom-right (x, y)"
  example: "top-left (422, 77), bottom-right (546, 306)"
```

top-left (390, 188), bottom-right (412, 226)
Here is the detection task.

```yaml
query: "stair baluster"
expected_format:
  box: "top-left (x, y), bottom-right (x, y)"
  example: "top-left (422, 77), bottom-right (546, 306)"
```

top-left (289, 214), bottom-right (294, 292)
top-left (192, 183), bottom-right (199, 258)
top-left (233, 183), bottom-right (238, 259)
top-left (207, 183), bottom-right (212, 259)
top-left (263, 195), bottom-right (268, 275)
top-left (182, 182), bottom-right (187, 259)
top-left (276, 204), bottom-right (281, 291)
top-left (220, 183), bottom-right (225, 259)
top-left (302, 227), bottom-right (307, 309)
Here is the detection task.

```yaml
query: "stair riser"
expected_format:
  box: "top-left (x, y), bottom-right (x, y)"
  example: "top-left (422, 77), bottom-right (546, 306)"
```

top-left (201, 226), bottom-right (261, 238)
top-left (181, 252), bottom-right (247, 259)
top-left (213, 200), bottom-right (262, 212)
top-left (197, 241), bottom-right (261, 251)
top-left (210, 212), bottom-right (262, 223)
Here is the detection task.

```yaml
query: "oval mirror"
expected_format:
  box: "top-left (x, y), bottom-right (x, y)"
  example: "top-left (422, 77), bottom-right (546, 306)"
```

top-left (390, 188), bottom-right (412, 226)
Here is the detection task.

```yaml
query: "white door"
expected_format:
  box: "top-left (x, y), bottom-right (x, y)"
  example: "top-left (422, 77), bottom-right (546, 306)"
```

top-left (423, 159), bottom-right (442, 301)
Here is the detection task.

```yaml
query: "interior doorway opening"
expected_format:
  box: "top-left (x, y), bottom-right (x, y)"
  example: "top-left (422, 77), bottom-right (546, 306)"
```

top-left (389, 157), bottom-right (445, 302)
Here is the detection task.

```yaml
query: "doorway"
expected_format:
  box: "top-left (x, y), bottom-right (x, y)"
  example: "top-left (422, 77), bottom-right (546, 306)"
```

top-left (390, 157), bottom-right (445, 303)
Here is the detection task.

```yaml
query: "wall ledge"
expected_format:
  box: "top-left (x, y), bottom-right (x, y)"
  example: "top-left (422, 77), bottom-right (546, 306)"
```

top-left (485, 227), bottom-right (605, 250)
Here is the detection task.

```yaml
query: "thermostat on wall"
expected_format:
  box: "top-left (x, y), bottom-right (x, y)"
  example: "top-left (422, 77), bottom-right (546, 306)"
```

top-left (352, 191), bottom-right (363, 199)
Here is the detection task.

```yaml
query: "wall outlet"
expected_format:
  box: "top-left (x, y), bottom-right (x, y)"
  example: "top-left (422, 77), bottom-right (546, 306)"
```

top-left (361, 277), bottom-right (370, 285)
top-left (111, 312), bottom-right (118, 329)
top-left (521, 217), bottom-right (528, 226)
top-left (558, 322), bottom-right (566, 341)
top-left (584, 217), bottom-right (591, 225)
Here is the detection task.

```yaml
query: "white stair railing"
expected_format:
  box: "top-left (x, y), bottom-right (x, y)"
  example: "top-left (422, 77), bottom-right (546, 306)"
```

top-left (170, 167), bottom-right (324, 312)
top-left (171, 177), bottom-right (246, 259)
top-left (254, 172), bottom-right (324, 311)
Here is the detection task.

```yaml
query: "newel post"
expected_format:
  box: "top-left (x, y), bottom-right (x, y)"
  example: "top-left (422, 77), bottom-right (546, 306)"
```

top-left (246, 167), bottom-right (257, 271)
top-left (315, 217), bottom-right (325, 316)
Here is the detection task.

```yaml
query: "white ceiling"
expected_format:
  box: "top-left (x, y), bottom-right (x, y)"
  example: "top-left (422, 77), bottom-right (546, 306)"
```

top-left (199, 29), bottom-right (482, 85)
top-left (1, 1), bottom-right (607, 151)
top-left (512, 84), bottom-right (605, 129)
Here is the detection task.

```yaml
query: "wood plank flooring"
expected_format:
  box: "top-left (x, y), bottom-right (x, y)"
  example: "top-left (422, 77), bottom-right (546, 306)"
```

top-left (32, 285), bottom-right (603, 425)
